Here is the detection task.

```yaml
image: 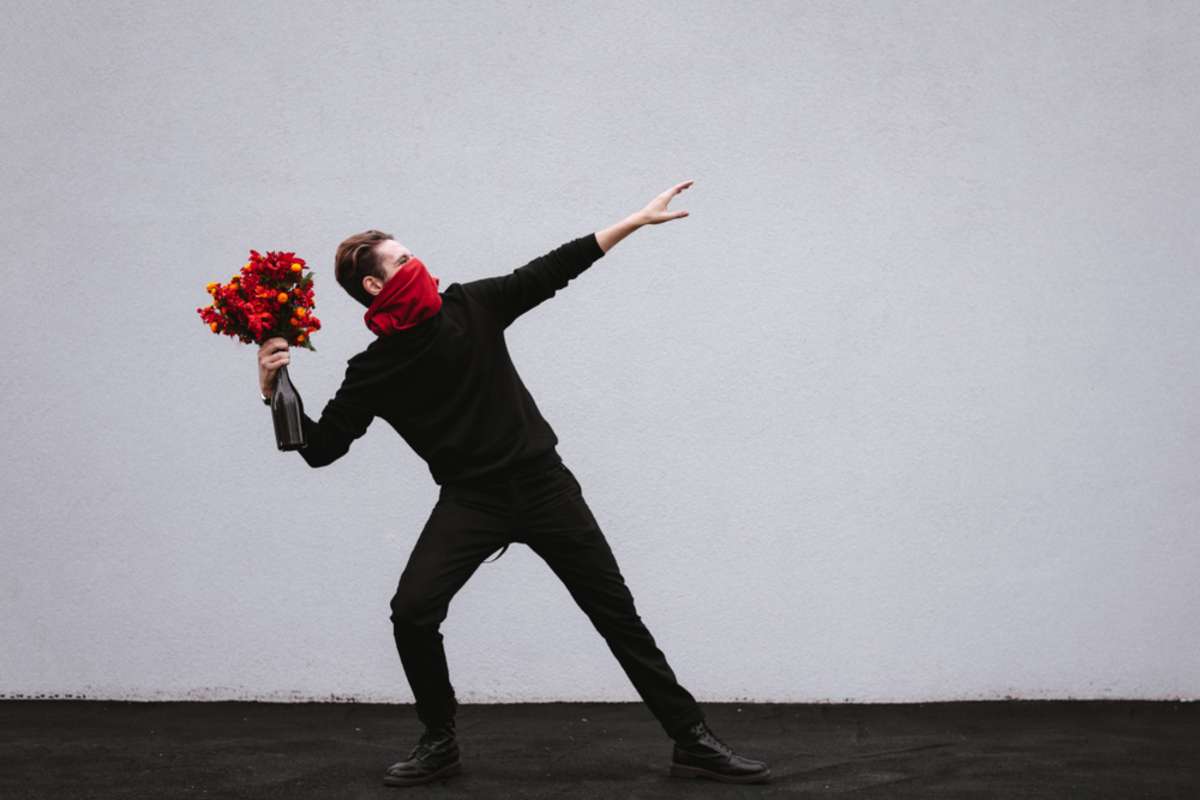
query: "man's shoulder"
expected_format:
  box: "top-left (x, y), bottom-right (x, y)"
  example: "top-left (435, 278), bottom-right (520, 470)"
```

top-left (423, 282), bottom-right (494, 330)
top-left (447, 278), bottom-right (509, 329)
top-left (443, 280), bottom-right (482, 307)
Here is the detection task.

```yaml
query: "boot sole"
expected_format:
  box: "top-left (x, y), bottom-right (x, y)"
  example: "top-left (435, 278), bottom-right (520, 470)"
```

top-left (382, 759), bottom-right (462, 787)
top-left (669, 762), bottom-right (772, 784)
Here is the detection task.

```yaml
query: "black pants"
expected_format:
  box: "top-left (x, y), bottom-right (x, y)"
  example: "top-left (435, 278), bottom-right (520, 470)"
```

top-left (388, 455), bottom-right (706, 740)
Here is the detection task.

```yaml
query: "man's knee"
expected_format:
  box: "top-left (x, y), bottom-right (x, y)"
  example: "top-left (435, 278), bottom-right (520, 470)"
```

top-left (389, 589), bottom-right (445, 632)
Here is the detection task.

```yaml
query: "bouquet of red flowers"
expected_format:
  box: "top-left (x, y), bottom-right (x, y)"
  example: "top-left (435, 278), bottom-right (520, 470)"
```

top-left (196, 250), bottom-right (322, 350)
top-left (198, 249), bottom-right (319, 451)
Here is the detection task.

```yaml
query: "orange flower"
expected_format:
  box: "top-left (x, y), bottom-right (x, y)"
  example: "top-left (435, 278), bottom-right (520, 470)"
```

top-left (289, 317), bottom-right (300, 326)
top-left (291, 262), bottom-right (302, 272)
top-left (276, 292), bottom-right (289, 303)
top-left (297, 333), bottom-right (306, 343)
top-left (295, 307), bottom-right (307, 317)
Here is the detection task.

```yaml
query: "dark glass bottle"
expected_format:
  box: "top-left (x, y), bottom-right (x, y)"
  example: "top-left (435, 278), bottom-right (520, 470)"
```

top-left (270, 363), bottom-right (307, 451)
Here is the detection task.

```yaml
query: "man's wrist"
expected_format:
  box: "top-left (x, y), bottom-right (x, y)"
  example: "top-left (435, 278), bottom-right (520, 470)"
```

top-left (596, 213), bottom-right (646, 254)
top-left (261, 390), bottom-right (272, 405)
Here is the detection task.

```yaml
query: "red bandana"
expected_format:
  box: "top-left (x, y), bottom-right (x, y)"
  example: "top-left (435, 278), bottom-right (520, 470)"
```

top-left (363, 256), bottom-right (443, 336)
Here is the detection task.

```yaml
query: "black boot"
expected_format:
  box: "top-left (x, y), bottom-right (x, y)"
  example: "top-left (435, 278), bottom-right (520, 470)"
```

top-left (669, 720), bottom-right (772, 784)
top-left (383, 719), bottom-right (462, 787)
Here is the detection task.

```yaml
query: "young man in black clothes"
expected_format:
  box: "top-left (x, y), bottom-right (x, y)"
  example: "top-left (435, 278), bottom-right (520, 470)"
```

top-left (257, 180), bottom-right (771, 786)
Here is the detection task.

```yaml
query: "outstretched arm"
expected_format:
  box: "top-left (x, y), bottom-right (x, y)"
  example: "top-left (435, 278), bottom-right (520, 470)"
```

top-left (462, 233), bottom-right (606, 329)
top-left (463, 179), bottom-right (695, 328)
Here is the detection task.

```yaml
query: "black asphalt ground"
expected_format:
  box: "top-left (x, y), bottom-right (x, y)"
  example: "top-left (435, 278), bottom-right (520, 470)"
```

top-left (1, 700), bottom-right (1196, 798)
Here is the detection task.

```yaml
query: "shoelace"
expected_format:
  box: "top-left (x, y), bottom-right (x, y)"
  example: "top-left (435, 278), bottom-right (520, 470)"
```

top-left (693, 723), bottom-right (734, 756)
top-left (407, 728), bottom-right (453, 760)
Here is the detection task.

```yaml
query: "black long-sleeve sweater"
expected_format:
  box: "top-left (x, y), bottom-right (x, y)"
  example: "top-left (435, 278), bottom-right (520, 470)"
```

top-left (296, 232), bottom-right (606, 484)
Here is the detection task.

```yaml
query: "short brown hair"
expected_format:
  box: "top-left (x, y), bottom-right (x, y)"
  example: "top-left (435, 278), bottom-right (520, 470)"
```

top-left (335, 229), bottom-right (394, 308)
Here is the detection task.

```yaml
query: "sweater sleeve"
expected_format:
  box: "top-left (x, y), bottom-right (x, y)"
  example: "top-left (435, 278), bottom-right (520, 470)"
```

top-left (461, 233), bottom-right (605, 329)
top-left (296, 365), bottom-right (375, 468)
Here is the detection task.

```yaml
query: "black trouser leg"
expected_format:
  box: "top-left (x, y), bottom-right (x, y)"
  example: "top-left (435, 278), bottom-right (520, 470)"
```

top-left (520, 463), bottom-right (707, 740)
top-left (388, 493), bottom-right (510, 729)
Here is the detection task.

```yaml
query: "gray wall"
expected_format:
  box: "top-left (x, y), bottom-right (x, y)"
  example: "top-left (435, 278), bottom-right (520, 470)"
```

top-left (2, 1), bottom-right (1197, 703)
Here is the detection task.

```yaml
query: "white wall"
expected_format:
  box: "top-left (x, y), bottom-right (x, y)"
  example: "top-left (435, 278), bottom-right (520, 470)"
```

top-left (2, 0), bottom-right (1197, 703)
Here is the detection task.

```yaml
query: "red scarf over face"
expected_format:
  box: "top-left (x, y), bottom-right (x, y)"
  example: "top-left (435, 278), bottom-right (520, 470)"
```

top-left (363, 256), bottom-right (442, 336)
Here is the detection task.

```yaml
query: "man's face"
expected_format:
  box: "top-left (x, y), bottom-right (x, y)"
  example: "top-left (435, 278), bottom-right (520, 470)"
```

top-left (365, 239), bottom-right (439, 297)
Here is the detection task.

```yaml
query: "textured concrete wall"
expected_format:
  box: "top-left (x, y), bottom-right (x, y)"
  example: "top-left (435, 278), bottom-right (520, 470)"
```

top-left (2, 1), bottom-right (1197, 703)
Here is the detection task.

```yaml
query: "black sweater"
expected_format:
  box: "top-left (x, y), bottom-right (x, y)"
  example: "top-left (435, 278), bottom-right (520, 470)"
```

top-left (296, 232), bottom-right (606, 484)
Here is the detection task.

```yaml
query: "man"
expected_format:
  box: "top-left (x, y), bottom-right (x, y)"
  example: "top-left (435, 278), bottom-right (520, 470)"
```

top-left (257, 180), bottom-right (771, 786)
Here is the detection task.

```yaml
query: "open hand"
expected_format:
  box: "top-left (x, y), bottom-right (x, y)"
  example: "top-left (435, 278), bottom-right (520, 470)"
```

top-left (639, 179), bottom-right (693, 225)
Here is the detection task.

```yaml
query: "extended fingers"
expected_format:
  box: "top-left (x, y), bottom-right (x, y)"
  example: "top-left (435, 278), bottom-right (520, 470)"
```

top-left (658, 179), bottom-right (693, 199)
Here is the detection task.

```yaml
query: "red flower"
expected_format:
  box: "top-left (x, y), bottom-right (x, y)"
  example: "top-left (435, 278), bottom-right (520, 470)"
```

top-left (197, 247), bottom-right (320, 350)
